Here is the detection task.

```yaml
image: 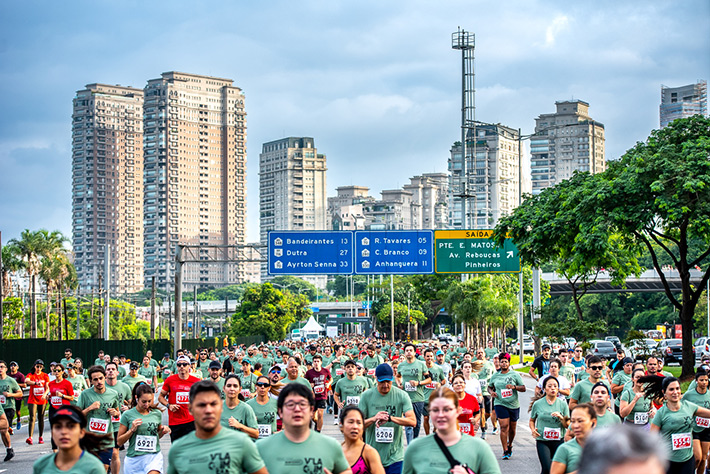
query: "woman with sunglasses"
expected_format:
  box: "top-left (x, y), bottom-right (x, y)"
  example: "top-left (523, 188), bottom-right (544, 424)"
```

top-left (117, 383), bottom-right (170, 474)
top-left (26, 358), bottom-right (50, 445)
top-left (451, 372), bottom-right (480, 437)
top-left (221, 374), bottom-right (259, 439)
top-left (619, 368), bottom-right (653, 427)
top-left (247, 375), bottom-right (279, 439)
top-left (45, 363), bottom-right (75, 451)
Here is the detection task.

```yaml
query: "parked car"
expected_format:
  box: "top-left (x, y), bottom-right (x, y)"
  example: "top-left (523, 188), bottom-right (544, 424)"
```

top-left (541, 338), bottom-right (561, 353)
top-left (695, 337), bottom-right (710, 365)
top-left (562, 337), bottom-right (577, 351)
top-left (509, 336), bottom-right (534, 354)
top-left (605, 336), bottom-right (622, 350)
top-left (627, 338), bottom-right (658, 361)
top-left (438, 333), bottom-right (456, 344)
top-left (655, 338), bottom-right (683, 365)
top-left (587, 340), bottom-right (618, 359)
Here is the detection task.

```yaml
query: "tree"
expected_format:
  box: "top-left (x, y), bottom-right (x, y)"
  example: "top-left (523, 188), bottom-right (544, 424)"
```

top-left (1, 243), bottom-right (23, 299)
top-left (230, 283), bottom-right (311, 341)
top-left (493, 173), bottom-right (642, 321)
top-left (598, 116), bottom-right (710, 378)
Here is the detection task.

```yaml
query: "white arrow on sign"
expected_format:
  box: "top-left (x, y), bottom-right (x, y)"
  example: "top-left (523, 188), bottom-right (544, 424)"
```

top-left (506, 251), bottom-right (514, 258)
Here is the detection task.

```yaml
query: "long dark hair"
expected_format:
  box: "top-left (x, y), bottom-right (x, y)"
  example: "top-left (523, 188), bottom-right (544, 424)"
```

top-left (131, 382), bottom-right (155, 408)
top-left (224, 373), bottom-right (245, 401)
top-left (640, 375), bottom-right (679, 401)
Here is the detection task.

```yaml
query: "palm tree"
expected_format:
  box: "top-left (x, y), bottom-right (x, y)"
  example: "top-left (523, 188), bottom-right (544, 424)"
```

top-left (39, 252), bottom-right (76, 340)
top-left (1, 243), bottom-right (23, 299)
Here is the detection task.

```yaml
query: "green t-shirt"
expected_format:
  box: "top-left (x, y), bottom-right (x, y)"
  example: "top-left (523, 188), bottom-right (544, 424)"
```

top-left (334, 376), bottom-right (369, 405)
top-left (221, 400), bottom-right (258, 433)
top-left (239, 373), bottom-right (258, 393)
top-left (477, 360), bottom-right (495, 385)
top-left (94, 358), bottom-right (106, 367)
top-left (137, 366), bottom-right (156, 380)
top-left (652, 400), bottom-right (699, 463)
top-left (119, 407), bottom-right (163, 457)
top-left (359, 387), bottom-right (413, 467)
top-left (106, 380), bottom-right (132, 430)
top-left (0, 375), bottom-right (21, 410)
top-left (422, 364), bottom-right (446, 399)
top-left (484, 348), bottom-right (498, 359)
top-left (570, 379), bottom-right (610, 405)
top-left (321, 354), bottom-right (335, 370)
top-left (60, 357), bottom-right (75, 367)
top-left (559, 364), bottom-right (575, 384)
top-left (76, 387), bottom-right (120, 449)
top-left (611, 371), bottom-right (632, 406)
top-left (552, 438), bottom-right (582, 473)
top-left (33, 450), bottom-right (106, 474)
top-left (620, 387), bottom-right (652, 424)
top-left (246, 397), bottom-right (278, 438)
top-left (402, 433), bottom-right (501, 474)
top-left (256, 429), bottom-right (349, 474)
top-left (283, 376), bottom-right (312, 388)
top-left (397, 359), bottom-right (430, 403)
top-left (122, 373), bottom-right (148, 391)
top-left (682, 388), bottom-right (710, 432)
top-left (488, 370), bottom-right (525, 409)
top-left (167, 426), bottom-right (265, 474)
top-left (66, 375), bottom-right (88, 406)
top-left (362, 355), bottom-right (384, 377)
top-left (117, 366), bottom-right (127, 379)
top-left (595, 410), bottom-right (622, 429)
top-left (530, 397), bottom-right (570, 441)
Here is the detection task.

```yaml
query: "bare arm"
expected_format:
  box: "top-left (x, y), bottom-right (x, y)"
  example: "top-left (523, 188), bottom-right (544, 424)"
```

top-left (158, 390), bottom-right (169, 407)
top-left (364, 445), bottom-right (385, 474)
top-left (392, 409), bottom-right (416, 428)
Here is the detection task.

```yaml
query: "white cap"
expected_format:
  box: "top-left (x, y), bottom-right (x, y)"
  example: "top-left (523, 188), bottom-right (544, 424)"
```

top-left (176, 355), bottom-right (191, 364)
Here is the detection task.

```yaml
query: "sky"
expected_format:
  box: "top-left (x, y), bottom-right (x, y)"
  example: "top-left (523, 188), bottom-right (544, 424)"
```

top-left (1, 0), bottom-right (708, 245)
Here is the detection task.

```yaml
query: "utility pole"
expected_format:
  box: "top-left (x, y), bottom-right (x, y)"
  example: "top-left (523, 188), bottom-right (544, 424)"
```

top-left (103, 245), bottom-right (110, 340)
top-left (0, 230), bottom-right (4, 340)
top-left (174, 245), bottom-right (183, 351)
top-left (150, 277), bottom-right (156, 339)
top-left (168, 292), bottom-right (172, 343)
top-left (193, 286), bottom-right (198, 338)
top-left (76, 285), bottom-right (81, 339)
top-left (223, 296), bottom-right (228, 334)
top-left (390, 275), bottom-right (395, 343)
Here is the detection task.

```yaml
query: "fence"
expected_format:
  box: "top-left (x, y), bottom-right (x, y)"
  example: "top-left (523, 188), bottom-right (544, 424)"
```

top-left (181, 335), bottom-right (265, 354)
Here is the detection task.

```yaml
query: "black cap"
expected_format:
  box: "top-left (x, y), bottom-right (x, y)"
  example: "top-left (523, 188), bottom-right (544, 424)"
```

top-left (50, 405), bottom-right (86, 428)
top-left (622, 357), bottom-right (634, 365)
top-left (209, 360), bottom-right (221, 370)
top-left (66, 363), bottom-right (75, 369)
top-left (164, 353), bottom-right (170, 357)
top-left (343, 359), bottom-right (357, 367)
top-left (9, 361), bottom-right (18, 367)
top-left (120, 354), bottom-right (126, 358)
top-left (34, 359), bottom-right (44, 366)
top-left (541, 344), bottom-right (551, 350)
top-left (129, 361), bottom-right (139, 369)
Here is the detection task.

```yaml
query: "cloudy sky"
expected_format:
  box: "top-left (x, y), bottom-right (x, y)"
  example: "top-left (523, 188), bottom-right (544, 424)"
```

top-left (1, 0), bottom-right (708, 244)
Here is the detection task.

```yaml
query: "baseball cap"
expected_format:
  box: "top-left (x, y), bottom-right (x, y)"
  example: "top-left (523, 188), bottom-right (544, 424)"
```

top-left (129, 361), bottom-right (139, 369)
top-left (541, 344), bottom-right (551, 350)
top-left (436, 350), bottom-right (444, 356)
top-left (176, 355), bottom-right (191, 364)
top-left (34, 359), bottom-right (44, 366)
top-left (343, 359), bottom-right (357, 367)
top-left (622, 357), bottom-right (634, 365)
top-left (209, 360), bottom-right (221, 370)
top-left (375, 363), bottom-right (394, 382)
top-left (9, 361), bottom-right (18, 367)
top-left (50, 405), bottom-right (86, 428)
top-left (164, 353), bottom-right (170, 357)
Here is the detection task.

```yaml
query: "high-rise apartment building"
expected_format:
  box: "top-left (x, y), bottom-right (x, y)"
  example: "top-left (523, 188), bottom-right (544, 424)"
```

top-left (143, 72), bottom-right (247, 290)
top-left (72, 83), bottom-right (144, 295)
top-left (404, 173), bottom-right (449, 230)
top-left (328, 186), bottom-right (372, 231)
top-left (660, 80), bottom-right (708, 128)
top-left (448, 124), bottom-right (521, 229)
top-left (530, 100), bottom-right (605, 194)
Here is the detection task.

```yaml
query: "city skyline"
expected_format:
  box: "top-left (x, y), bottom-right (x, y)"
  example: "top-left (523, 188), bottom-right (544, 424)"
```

top-left (1, 0), bottom-right (709, 245)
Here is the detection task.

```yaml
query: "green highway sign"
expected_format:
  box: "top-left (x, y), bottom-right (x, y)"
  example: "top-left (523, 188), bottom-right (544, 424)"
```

top-left (434, 230), bottom-right (520, 273)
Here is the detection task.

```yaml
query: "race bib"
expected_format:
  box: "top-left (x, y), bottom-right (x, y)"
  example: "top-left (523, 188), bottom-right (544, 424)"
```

top-left (51, 396), bottom-right (62, 407)
top-left (375, 426), bottom-right (394, 443)
top-left (258, 424), bottom-right (271, 439)
top-left (314, 384), bottom-right (325, 394)
top-left (367, 369), bottom-right (376, 376)
top-left (459, 422), bottom-right (471, 434)
top-left (634, 412), bottom-right (649, 425)
top-left (135, 435), bottom-right (157, 453)
top-left (164, 370), bottom-right (171, 376)
top-left (404, 382), bottom-right (416, 392)
top-left (425, 382), bottom-right (437, 390)
top-left (336, 369), bottom-right (344, 376)
top-left (697, 417), bottom-right (710, 428)
top-left (574, 366), bottom-right (583, 374)
top-left (240, 389), bottom-right (251, 399)
top-left (0, 395), bottom-right (5, 404)
top-left (501, 389), bottom-right (513, 399)
top-left (479, 379), bottom-right (488, 389)
top-left (346, 396), bottom-right (360, 406)
top-left (89, 417), bottom-right (109, 434)
top-left (543, 427), bottom-right (561, 440)
top-left (32, 387), bottom-right (45, 396)
top-left (175, 391), bottom-right (189, 404)
top-left (146, 379), bottom-right (152, 385)
top-left (672, 432), bottom-right (692, 450)
top-left (111, 414), bottom-right (120, 423)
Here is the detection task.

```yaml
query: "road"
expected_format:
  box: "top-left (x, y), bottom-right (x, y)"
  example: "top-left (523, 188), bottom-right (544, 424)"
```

top-left (5, 375), bottom-right (541, 473)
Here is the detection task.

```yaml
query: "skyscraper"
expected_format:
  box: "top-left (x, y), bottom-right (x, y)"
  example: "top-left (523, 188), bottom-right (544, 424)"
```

top-left (660, 80), bottom-right (708, 128)
top-left (142, 72), bottom-right (247, 290)
top-left (259, 137), bottom-right (327, 279)
top-left (448, 124), bottom-right (521, 229)
top-left (530, 100), bottom-right (605, 194)
top-left (72, 83), bottom-right (144, 295)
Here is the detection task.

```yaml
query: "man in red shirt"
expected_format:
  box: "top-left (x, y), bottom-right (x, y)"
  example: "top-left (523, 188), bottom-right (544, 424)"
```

top-left (304, 354), bottom-right (331, 433)
top-left (159, 355), bottom-right (201, 442)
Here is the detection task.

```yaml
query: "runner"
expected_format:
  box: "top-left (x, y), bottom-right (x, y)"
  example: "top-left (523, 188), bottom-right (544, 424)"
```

top-left (158, 354), bottom-right (201, 442)
top-left (535, 359), bottom-right (571, 400)
top-left (283, 357), bottom-right (312, 387)
top-left (0, 360), bottom-right (21, 461)
top-left (246, 375), bottom-right (278, 439)
top-left (207, 360), bottom-right (225, 397)
top-left (488, 352), bottom-right (525, 460)
top-left (610, 357), bottom-right (634, 416)
top-left (339, 405), bottom-right (386, 474)
top-left (570, 346), bottom-right (586, 382)
top-left (550, 403), bottom-right (596, 474)
top-left (681, 370), bottom-right (710, 474)
top-left (529, 344), bottom-right (553, 381)
top-left (589, 382), bottom-right (621, 429)
top-left (138, 356), bottom-right (158, 387)
top-left (557, 351), bottom-right (576, 388)
top-left (76, 365), bottom-right (121, 471)
top-left (402, 386), bottom-right (501, 474)
top-left (26, 358), bottom-right (50, 445)
top-left (569, 356), bottom-right (609, 409)
top-left (619, 368), bottom-right (653, 427)
top-left (529, 376), bottom-right (570, 474)
top-left (122, 361), bottom-right (148, 391)
top-left (451, 372), bottom-right (480, 437)
top-left (221, 374), bottom-right (258, 439)
top-left (305, 354), bottom-right (332, 432)
top-left (358, 363), bottom-right (415, 474)
top-left (32, 405), bottom-right (106, 474)
top-left (45, 363), bottom-right (75, 450)
top-left (239, 360), bottom-right (258, 398)
top-left (7, 361), bottom-right (25, 432)
top-left (485, 340), bottom-right (499, 360)
top-left (60, 348), bottom-right (74, 368)
top-left (334, 359), bottom-right (369, 413)
top-left (117, 383), bottom-right (170, 474)
top-left (435, 350), bottom-right (452, 383)
top-left (159, 353), bottom-right (174, 380)
top-left (105, 361), bottom-right (132, 473)
top-left (111, 356), bottom-right (126, 378)
top-left (577, 425), bottom-right (669, 474)
top-left (422, 348), bottom-right (446, 435)
top-left (647, 376), bottom-right (710, 474)
top-left (167, 381), bottom-right (267, 474)
top-left (398, 342), bottom-right (432, 443)
top-left (362, 345), bottom-right (384, 380)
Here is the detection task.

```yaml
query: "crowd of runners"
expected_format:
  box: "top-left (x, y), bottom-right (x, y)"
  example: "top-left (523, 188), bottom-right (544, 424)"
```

top-left (0, 337), bottom-right (703, 473)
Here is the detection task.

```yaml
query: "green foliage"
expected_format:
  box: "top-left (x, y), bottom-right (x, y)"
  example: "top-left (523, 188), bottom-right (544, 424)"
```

top-left (1, 297), bottom-right (24, 338)
top-left (376, 301), bottom-right (425, 325)
top-left (230, 283), bottom-right (311, 341)
top-left (534, 307), bottom-right (607, 342)
top-left (327, 275), bottom-right (368, 299)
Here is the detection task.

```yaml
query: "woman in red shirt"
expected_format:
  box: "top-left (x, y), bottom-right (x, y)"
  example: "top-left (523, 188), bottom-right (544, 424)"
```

top-left (25, 359), bottom-right (50, 445)
top-left (45, 363), bottom-right (74, 452)
top-left (451, 372), bottom-right (480, 437)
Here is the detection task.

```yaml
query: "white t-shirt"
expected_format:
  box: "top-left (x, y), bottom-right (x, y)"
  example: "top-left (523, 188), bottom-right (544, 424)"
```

top-left (537, 374), bottom-right (571, 399)
top-left (464, 377), bottom-right (482, 397)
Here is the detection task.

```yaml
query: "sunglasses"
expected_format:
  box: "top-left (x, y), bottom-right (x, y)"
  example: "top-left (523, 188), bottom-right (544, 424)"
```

top-left (590, 366), bottom-right (604, 370)
top-left (176, 363), bottom-right (189, 367)
top-left (256, 382), bottom-right (271, 388)
top-left (270, 369), bottom-right (281, 374)
top-left (52, 369), bottom-right (63, 373)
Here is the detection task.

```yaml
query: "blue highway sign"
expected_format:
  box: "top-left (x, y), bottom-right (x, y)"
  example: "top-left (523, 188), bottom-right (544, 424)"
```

top-left (268, 231), bottom-right (353, 275)
top-left (354, 230), bottom-right (434, 274)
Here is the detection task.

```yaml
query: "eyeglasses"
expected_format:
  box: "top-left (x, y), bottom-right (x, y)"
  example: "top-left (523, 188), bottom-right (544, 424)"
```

top-left (574, 350), bottom-right (582, 352)
top-left (590, 366), bottom-right (603, 370)
top-left (176, 363), bottom-right (189, 367)
top-left (283, 401), bottom-right (310, 410)
top-left (52, 369), bottom-right (63, 373)
top-left (256, 382), bottom-right (271, 388)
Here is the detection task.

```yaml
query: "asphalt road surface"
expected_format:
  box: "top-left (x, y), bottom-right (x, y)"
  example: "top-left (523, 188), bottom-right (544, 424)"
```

top-left (4, 375), bottom-right (541, 473)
